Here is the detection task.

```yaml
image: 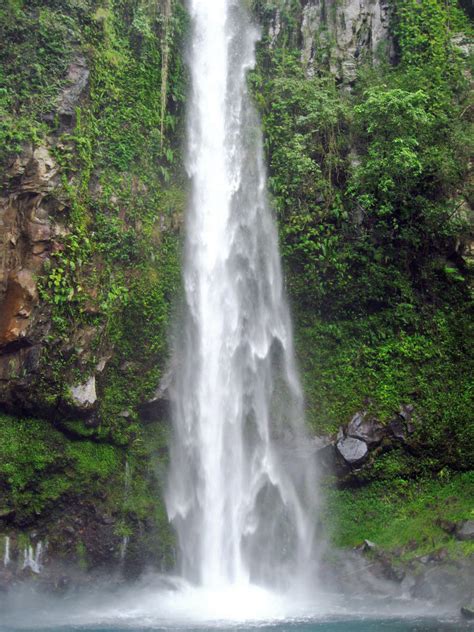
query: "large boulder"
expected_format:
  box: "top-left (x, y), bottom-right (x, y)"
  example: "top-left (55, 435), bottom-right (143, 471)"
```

top-left (336, 436), bottom-right (368, 465)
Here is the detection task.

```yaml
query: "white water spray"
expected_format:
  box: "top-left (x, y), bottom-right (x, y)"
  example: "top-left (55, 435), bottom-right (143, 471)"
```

top-left (167, 0), bottom-right (319, 591)
top-left (22, 541), bottom-right (44, 574)
top-left (3, 536), bottom-right (10, 566)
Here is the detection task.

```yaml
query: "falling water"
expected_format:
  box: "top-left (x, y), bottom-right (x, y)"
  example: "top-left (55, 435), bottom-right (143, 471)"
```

top-left (166, 0), bottom-right (319, 590)
top-left (22, 542), bottom-right (44, 574)
top-left (3, 536), bottom-right (10, 566)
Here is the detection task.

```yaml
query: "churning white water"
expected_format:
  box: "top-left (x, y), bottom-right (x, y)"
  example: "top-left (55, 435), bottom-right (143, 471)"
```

top-left (166, 0), bottom-right (319, 591)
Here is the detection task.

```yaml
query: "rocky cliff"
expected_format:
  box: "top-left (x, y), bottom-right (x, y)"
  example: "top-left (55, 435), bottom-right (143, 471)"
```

top-left (261, 0), bottom-right (395, 83)
top-left (0, 0), bottom-right (472, 594)
top-left (0, 0), bottom-right (187, 586)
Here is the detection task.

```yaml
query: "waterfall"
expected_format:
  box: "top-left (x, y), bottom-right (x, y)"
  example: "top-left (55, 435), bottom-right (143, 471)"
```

top-left (3, 536), bottom-right (10, 566)
top-left (22, 541), bottom-right (44, 574)
top-left (166, 0), bottom-right (319, 590)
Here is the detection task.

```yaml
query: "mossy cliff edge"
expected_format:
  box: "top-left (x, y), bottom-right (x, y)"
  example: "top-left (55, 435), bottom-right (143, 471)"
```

top-left (0, 0), bottom-right (473, 593)
top-left (0, 0), bottom-right (187, 584)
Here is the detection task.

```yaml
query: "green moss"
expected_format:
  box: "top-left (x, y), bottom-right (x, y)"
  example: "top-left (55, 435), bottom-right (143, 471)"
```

top-left (66, 441), bottom-right (121, 479)
top-left (0, 0), bottom-right (84, 161)
top-left (75, 540), bottom-right (88, 570)
top-left (297, 310), bottom-right (474, 471)
top-left (324, 471), bottom-right (474, 559)
top-left (0, 410), bottom-right (174, 563)
top-left (0, 415), bottom-right (64, 500)
top-left (0, 412), bottom-right (122, 520)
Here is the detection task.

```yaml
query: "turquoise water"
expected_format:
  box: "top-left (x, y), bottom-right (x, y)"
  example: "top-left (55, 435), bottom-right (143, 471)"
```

top-left (0, 581), bottom-right (468, 632)
top-left (0, 621), bottom-right (469, 632)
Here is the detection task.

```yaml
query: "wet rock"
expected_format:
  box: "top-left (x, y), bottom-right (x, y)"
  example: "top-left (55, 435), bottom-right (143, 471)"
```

top-left (70, 376), bottom-right (97, 409)
top-left (336, 436), bottom-right (368, 465)
top-left (411, 576), bottom-right (436, 600)
top-left (0, 143), bottom-right (58, 409)
top-left (347, 411), bottom-right (386, 445)
top-left (461, 604), bottom-right (474, 620)
top-left (456, 520), bottom-right (474, 541)
top-left (315, 437), bottom-right (338, 473)
top-left (0, 270), bottom-right (38, 350)
top-left (139, 367), bottom-right (173, 422)
top-left (380, 559), bottom-right (405, 583)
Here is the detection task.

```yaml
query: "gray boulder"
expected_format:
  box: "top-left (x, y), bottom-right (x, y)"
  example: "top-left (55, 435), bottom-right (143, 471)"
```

top-left (336, 436), bottom-right (368, 465)
top-left (456, 520), bottom-right (474, 541)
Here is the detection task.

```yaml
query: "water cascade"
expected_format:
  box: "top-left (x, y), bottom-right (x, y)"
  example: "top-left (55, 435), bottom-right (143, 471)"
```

top-left (3, 536), bottom-right (10, 567)
top-left (22, 542), bottom-right (44, 574)
top-left (167, 0), bottom-right (319, 591)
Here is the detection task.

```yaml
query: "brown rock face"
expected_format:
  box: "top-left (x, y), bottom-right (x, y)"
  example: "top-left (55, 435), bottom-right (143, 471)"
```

top-left (0, 147), bottom-right (58, 358)
top-left (0, 146), bottom-right (58, 409)
top-left (0, 270), bottom-right (38, 350)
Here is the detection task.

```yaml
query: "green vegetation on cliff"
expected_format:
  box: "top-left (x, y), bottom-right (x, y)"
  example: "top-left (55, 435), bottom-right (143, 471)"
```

top-left (0, 0), bottom-right (472, 575)
top-left (325, 470), bottom-right (474, 559)
top-left (253, 0), bottom-right (473, 473)
top-left (0, 0), bottom-right (186, 569)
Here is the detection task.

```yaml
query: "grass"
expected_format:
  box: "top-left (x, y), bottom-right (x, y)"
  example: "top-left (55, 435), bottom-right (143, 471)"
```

top-left (323, 470), bottom-right (474, 560)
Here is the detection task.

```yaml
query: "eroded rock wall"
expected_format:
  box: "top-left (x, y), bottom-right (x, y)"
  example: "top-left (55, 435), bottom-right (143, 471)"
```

top-left (259, 0), bottom-right (395, 83)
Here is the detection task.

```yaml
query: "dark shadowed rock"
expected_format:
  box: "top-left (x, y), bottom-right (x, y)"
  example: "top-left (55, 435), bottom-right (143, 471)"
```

top-left (336, 436), bottom-right (368, 465)
top-left (461, 605), bottom-right (474, 620)
top-left (399, 403), bottom-right (414, 419)
top-left (388, 415), bottom-right (407, 441)
top-left (314, 439), bottom-right (339, 474)
top-left (456, 520), bottom-right (474, 541)
top-left (347, 411), bottom-right (386, 445)
top-left (436, 518), bottom-right (457, 535)
top-left (139, 367), bottom-right (173, 422)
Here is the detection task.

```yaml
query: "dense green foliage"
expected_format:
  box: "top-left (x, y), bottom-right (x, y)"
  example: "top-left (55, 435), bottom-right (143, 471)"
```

top-left (0, 0), bottom-right (186, 563)
top-left (253, 0), bottom-right (474, 474)
top-left (0, 411), bottom-right (174, 566)
top-left (324, 470), bottom-right (474, 558)
top-left (0, 0), bottom-right (472, 571)
top-left (2, 0), bottom-right (187, 431)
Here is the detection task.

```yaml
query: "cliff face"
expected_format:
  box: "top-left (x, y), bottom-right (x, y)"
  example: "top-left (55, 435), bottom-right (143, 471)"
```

top-left (0, 145), bottom-right (56, 392)
top-left (263, 0), bottom-right (394, 83)
top-left (0, 0), bottom-right (186, 585)
top-left (252, 0), bottom-right (473, 570)
top-left (0, 0), bottom-right (472, 590)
